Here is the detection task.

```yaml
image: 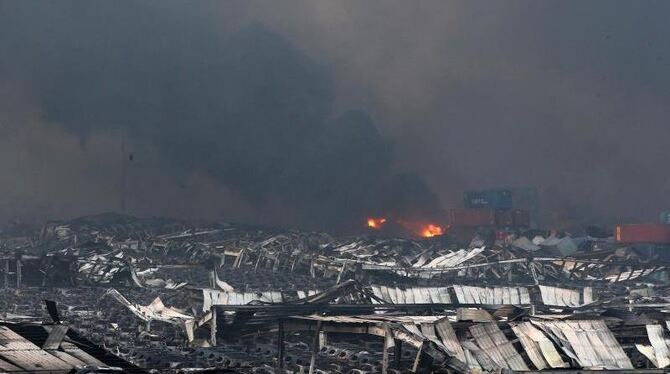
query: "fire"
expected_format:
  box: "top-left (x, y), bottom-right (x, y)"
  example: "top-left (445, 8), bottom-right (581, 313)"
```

top-left (395, 219), bottom-right (446, 238)
top-left (367, 217), bottom-right (387, 229)
top-left (420, 224), bottom-right (444, 238)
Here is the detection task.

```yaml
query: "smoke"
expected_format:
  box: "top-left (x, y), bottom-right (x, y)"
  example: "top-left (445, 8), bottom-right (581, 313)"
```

top-left (0, 1), bottom-right (441, 231)
top-left (2, 1), bottom-right (670, 231)
top-left (229, 1), bottom-right (670, 228)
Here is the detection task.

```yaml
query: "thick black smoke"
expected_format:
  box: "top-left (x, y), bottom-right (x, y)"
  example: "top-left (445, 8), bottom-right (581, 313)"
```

top-left (0, 1), bottom-right (442, 231)
top-left (231, 1), bottom-right (670, 229)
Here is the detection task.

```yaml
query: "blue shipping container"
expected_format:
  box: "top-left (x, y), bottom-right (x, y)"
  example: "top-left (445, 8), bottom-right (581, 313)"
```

top-left (464, 189), bottom-right (513, 209)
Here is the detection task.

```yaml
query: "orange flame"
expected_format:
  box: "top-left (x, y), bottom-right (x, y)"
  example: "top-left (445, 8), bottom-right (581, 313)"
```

top-left (395, 219), bottom-right (445, 238)
top-left (367, 217), bottom-right (387, 229)
top-left (420, 224), bottom-right (444, 238)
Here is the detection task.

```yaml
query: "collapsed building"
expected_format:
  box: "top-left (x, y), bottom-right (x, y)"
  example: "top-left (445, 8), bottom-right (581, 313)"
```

top-left (2, 213), bottom-right (670, 373)
top-left (0, 300), bottom-right (146, 373)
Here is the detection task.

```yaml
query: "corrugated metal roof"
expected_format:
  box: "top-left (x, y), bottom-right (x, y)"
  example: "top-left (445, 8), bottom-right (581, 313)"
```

top-left (296, 290), bottom-right (320, 299)
top-left (289, 312), bottom-right (659, 371)
top-left (637, 343), bottom-right (659, 367)
top-left (0, 326), bottom-right (73, 372)
top-left (47, 349), bottom-right (87, 367)
top-left (511, 321), bottom-right (568, 369)
top-left (42, 325), bottom-right (68, 350)
top-left (417, 247), bottom-right (485, 268)
top-left (605, 267), bottom-right (661, 282)
top-left (644, 324), bottom-right (670, 368)
top-left (0, 357), bottom-right (21, 372)
top-left (460, 339), bottom-right (496, 371)
top-left (59, 341), bottom-right (107, 367)
top-left (538, 285), bottom-right (582, 307)
top-left (469, 322), bottom-right (529, 371)
top-left (203, 289), bottom-right (315, 311)
top-left (432, 318), bottom-right (466, 363)
top-left (371, 286), bottom-right (452, 304)
top-left (453, 285), bottom-right (530, 304)
top-left (531, 319), bottom-right (633, 369)
top-left (457, 308), bottom-right (493, 321)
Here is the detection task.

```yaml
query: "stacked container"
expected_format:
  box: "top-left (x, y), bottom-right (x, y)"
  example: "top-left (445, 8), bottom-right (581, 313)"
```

top-left (615, 224), bottom-right (670, 243)
top-left (450, 188), bottom-right (531, 229)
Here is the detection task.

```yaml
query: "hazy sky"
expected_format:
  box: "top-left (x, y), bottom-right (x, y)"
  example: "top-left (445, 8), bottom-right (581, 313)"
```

top-left (1, 1), bottom-right (669, 231)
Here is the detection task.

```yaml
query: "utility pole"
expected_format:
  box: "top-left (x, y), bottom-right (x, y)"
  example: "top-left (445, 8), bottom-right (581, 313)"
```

top-left (120, 127), bottom-right (129, 214)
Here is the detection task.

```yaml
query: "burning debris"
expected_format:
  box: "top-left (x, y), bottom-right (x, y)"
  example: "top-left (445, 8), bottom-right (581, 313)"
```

top-left (420, 224), bottom-right (444, 238)
top-left (1, 210), bottom-right (670, 373)
top-left (366, 217), bottom-right (446, 238)
top-left (366, 218), bottom-right (387, 230)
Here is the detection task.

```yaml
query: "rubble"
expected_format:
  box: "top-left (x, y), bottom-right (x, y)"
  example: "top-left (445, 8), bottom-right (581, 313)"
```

top-left (2, 213), bottom-right (670, 373)
top-left (0, 315), bottom-right (145, 373)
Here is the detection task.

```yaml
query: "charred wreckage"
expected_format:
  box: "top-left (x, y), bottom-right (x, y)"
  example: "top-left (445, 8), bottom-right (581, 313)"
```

top-left (1, 211), bottom-right (670, 374)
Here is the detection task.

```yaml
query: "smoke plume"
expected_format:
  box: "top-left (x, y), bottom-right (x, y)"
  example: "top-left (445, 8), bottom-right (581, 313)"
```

top-left (0, 1), bottom-right (441, 232)
top-left (2, 1), bottom-right (670, 231)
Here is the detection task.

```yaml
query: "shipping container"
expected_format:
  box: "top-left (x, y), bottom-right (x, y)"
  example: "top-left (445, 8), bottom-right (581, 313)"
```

top-left (615, 224), bottom-right (670, 243)
top-left (449, 208), bottom-right (496, 227)
top-left (464, 189), bottom-right (513, 209)
top-left (512, 209), bottom-right (531, 227)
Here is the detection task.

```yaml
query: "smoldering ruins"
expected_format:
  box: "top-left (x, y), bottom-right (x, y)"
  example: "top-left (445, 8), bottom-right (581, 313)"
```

top-left (2, 1), bottom-right (670, 373)
top-left (3, 210), bottom-right (670, 373)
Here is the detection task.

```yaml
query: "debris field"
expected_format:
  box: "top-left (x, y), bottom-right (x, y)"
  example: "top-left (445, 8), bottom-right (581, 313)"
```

top-left (2, 212), bottom-right (670, 373)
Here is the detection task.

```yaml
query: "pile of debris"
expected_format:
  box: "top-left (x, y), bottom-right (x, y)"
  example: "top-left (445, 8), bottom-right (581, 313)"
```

top-left (1, 213), bottom-right (670, 373)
